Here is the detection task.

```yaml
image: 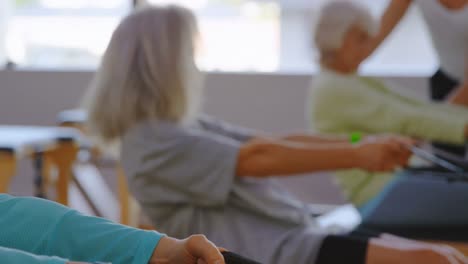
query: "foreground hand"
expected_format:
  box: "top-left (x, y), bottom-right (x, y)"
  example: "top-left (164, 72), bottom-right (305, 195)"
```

top-left (150, 235), bottom-right (225, 264)
top-left (367, 235), bottom-right (468, 264)
top-left (356, 135), bottom-right (415, 172)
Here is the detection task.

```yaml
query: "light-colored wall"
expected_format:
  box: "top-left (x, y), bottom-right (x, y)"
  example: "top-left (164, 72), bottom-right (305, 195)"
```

top-left (0, 70), bottom-right (429, 204)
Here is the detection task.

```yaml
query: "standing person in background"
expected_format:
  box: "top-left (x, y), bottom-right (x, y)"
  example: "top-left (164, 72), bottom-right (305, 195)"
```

top-left (84, 4), bottom-right (468, 264)
top-left (357, 0), bottom-right (468, 156)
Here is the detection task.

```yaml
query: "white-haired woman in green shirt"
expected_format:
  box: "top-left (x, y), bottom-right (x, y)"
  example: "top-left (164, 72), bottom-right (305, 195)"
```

top-left (359, 0), bottom-right (468, 157)
top-left (309, 0), bottom-right (468, 206)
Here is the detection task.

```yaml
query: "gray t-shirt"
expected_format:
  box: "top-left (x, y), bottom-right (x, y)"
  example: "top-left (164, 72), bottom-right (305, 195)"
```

top-left (121, 116), bottom-right (328, 264)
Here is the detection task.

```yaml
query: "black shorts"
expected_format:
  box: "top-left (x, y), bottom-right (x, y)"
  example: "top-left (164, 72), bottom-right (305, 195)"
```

top-left (430, 69), bottom-right (466, 157)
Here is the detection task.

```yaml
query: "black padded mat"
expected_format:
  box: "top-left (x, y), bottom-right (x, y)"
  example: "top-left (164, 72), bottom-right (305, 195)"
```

top-left (222, 252), bottom-right (262, 264)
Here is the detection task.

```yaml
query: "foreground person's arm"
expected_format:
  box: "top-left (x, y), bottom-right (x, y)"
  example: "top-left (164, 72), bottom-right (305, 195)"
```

top-left (0, 246), bottom-right (68, 264)
top-left (0, 194), bottom-right (224, 264)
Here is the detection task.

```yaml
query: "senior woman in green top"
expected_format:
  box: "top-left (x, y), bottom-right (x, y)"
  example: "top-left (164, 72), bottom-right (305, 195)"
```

top-left (357, 0), bottom-right (468, 157)
top-left (309, 0), bottom-right (468, 206)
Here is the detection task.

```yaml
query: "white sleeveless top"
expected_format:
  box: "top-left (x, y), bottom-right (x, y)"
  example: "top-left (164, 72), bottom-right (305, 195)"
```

top-left (414, 0), bottom-right (468, 81)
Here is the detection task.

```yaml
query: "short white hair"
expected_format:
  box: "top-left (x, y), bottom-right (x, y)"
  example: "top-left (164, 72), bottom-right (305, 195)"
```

top-left (82, 5), bottom-right (203, 143)
top-left (314, 1), bottom-right (378, 54)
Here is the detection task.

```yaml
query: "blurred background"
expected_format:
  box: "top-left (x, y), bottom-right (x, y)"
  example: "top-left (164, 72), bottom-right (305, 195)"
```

top-left (0, 0), bottom-right (437, 74)
top-left (0, 0), bottom-right (435, 206)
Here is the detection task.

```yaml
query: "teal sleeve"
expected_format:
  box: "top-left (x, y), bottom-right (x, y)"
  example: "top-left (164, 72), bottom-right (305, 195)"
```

top-left (0, 194), bottom-right (163, 264)
top-left (0, 246), bottom-right (67, 264)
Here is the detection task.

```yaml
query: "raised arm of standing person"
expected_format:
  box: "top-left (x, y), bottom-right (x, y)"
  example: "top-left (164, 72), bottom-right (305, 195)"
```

top-left (357, 0), bottom-right (413, 63)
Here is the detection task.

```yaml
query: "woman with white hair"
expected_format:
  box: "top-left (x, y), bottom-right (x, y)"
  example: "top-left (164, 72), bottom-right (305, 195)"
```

top-left (84, 4), bottom-right (467, 264)
top-left (357, 0), bottom-right (468, 157)
top-left (309, 0), bottom-right (468, 206)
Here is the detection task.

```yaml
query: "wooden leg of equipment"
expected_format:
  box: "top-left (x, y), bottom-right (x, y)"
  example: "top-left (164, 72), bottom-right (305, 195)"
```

top-left (117, 165), bottom-right (140, 227)
top-left (42, 155), bottom-right (53, 196)
top-left (117, 166), bottom-right (130, 225)
top-left (0, 154), bottom-right (16, 193)
top-left (48, 142), bottom-right (79, 205)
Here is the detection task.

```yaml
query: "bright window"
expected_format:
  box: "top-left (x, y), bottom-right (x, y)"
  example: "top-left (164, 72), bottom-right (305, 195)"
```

top-left (146, 0), bottom-right (280, 72)
top-left (4, 0), bottom-right (131, 69)
top-left (1, 0), bottom-right (438, 75)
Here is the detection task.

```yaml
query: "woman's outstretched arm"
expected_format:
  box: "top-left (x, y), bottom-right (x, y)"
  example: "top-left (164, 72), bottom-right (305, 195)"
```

top-left (236, 136), bottom-right (413, 178)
